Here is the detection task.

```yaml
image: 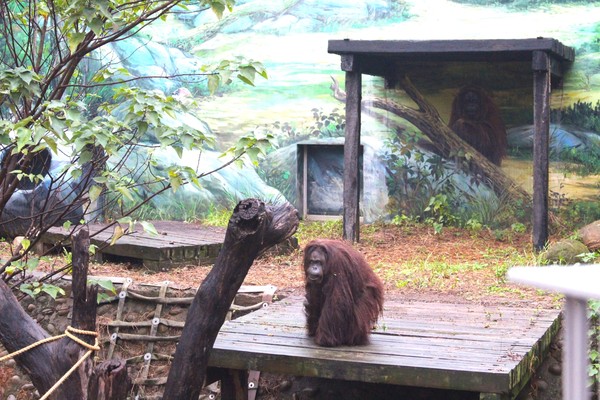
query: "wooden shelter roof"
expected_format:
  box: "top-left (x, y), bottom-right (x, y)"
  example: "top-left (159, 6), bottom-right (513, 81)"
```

top-left (326, 37), bottom-right (575, 248)
top-left (328, 38), bottom-right (575, 77)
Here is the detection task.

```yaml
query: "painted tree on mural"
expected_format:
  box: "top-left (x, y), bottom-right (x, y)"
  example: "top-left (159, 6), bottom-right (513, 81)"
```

top-left (0, 1), bottom-right (289, 399)
top-left (330, 77), bottom-right (532, 205)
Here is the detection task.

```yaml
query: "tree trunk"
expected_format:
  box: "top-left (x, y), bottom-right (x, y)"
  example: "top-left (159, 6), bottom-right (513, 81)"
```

top-left (162, 199), bottom-right (299, 400)
top-left (0, 229), bottom-right (100, 399)
top-left (331, 76), bottom-right (532, 204)
top-left (88, 359), bottom-right (130, 400)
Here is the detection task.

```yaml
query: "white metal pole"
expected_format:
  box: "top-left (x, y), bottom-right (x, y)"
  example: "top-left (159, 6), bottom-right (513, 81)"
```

top-left (564, 296), bottom-right (590, 400)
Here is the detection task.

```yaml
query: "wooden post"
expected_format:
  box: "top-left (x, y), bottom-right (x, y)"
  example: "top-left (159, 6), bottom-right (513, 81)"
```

top-left (88, 360), bottom-right (130, 400)
top-left (532, 51), bottom-right (551, 251)
top-left (342, 54), bottom-right (362, 243)
top-left (219, 369), bottom-right (248, 400)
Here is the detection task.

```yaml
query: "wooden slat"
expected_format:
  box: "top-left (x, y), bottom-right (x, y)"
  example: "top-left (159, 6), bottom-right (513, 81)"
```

top-left (39, 221), bottom-right (225, 270)
top-left (208, 297), bottom-right (561, 398)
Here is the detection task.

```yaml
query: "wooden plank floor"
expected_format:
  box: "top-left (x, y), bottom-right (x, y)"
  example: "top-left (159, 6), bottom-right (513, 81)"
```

top-left (40, 221), bottom-right (225, 270)
top-left (209, 296), bottom-right (561, 399)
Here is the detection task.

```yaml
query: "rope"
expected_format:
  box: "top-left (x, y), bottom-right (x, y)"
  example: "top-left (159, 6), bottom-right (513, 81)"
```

top-left (0, 326), bottom-right (100, 400)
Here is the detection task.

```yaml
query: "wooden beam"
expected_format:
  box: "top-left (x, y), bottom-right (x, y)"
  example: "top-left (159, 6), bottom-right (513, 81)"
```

top-left (328, 38), bottom-right (575, 65)
top-left (343, 70), bottom-right (362, 243)
top-left (532, 51), bottom-right (551, 251)
top-left (341, 54), bottom-right (356, 72)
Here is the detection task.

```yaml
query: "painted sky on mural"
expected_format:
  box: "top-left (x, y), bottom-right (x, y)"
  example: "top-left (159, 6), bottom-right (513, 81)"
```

top-left (163, 0), bottom-right (600, 140)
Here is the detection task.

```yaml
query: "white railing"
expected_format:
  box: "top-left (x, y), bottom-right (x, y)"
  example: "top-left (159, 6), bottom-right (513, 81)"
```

top-left (508, 265), bottom-right (600, 400)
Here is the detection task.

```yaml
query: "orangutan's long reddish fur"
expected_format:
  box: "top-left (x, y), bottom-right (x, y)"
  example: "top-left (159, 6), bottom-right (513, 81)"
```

top-left (303, 239), bottom-right (384, 347)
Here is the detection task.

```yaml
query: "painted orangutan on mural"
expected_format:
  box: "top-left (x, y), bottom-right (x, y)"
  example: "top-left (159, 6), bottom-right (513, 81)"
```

top-left (448, 85), bottom-right (508, 166)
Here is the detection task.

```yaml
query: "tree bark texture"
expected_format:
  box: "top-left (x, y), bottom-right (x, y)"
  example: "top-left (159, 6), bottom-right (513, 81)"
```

top-left (162, 199), bottom-right (299, 400)
top-left (88, 359), bottom-right (130, 400)
top-left (343, 70), bottom-right (362, 243)
top-left (331, 76), bottom-right (532, 205)
top-left (0, 229), bottom-right (100, 399)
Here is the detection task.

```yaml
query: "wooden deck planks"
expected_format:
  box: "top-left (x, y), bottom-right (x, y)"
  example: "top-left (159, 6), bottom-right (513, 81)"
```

top-left (209, 297), bottom-right (561, 399)
top-left (40, 221), bottom-right (225, 270)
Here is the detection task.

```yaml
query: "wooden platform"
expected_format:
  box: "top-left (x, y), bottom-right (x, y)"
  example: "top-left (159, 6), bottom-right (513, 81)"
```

top-left (40, 221), bottom-right (225, 270)
top-left (208, 296), bottom-right (562, 400)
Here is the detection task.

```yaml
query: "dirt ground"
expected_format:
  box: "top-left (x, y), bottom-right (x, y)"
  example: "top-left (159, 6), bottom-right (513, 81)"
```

top-left (85, 222), bottom-right (558, 309)
top-left (6, 222), bottom-right (565, 399)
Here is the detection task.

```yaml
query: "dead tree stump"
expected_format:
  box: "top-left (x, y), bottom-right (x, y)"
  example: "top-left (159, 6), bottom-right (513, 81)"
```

top-left (162, 199), bottom-right (299, 400)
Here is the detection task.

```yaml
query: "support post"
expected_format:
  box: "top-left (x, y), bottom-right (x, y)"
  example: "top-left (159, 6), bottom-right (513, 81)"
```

top-left (563, 297), bottom-right (591, 400)
top-left (219, 369), bottom-right (248, 400)
top-left (532, 51), bottom-right (551, 251)
top-left (342, 54), bottom-right (361, 243)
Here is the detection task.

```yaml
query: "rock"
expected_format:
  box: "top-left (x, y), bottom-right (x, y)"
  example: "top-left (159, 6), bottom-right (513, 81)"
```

top-left (507, 123), bottom-right (596, 153)
top-left (57, 307), bottom-right (69, 316)
top-left (41, 308), bottom-right (54, 316)
top-left (540, 239), bottom-right (589, 265)
top-left (46, 324), bottom-right (56, 334)
top-left (534, 378), bottom-right (548, 392)
top-left (9, 375), bottom-right (21, 386)
top-left (579, 220), bottom-right (600, 251)
top-left (158, 324), bottom-right (169, 334)
top-left (169, 306), bottom-right (183, 316)
top-left (299, 386), bottom-right (320, 398)
top-left (11, 236), bottom-right (24, 256)
top-left (279, 380), bottom-right (292, 392)
top-left (548, 362), bottom-right (562, 376)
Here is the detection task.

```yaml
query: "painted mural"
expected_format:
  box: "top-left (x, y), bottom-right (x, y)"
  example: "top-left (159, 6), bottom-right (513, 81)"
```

top-left (106, 0), bottom-right (600, 225)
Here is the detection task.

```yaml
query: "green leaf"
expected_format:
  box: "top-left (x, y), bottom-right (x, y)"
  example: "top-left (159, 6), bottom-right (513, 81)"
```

top-left (140, 221), bottom-right (159, 236)
top-left (207, 75), bottom-right (220, 95)
top-left (110, 225), bottom-right (124, 245)
top-left (63, 220), bottom-right (72, 230)
top-left (89, 185), bottom-right (102, 202)
top-left (169, 170), bottom-right (183, 192)
top-left (238, 67), bottom-right (256, 85)
top-left (19, 284), bottom-right (36, 299)
top-left (211, 2), bottom-right (226, 19)
top-left (237, 74), bottom-right (255, 87)
top-left (42, 136), bottom-right (58, 153)
top-left (116, 185), bottom-right (134, 201)
top-left (25, 258), bottom-right (39, 272)
top-left (88, 17), bottom-right (104, 35)
top-left (42, 285), bottom-right (65, 299)
top-left (88, 277), bottom-right (116, 294)
top-left (67, 32), bottom-right (86, 53)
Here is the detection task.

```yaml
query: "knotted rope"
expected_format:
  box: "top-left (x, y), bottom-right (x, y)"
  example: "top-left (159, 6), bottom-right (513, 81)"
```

top-left (0, 326), bottom-right (100, 400)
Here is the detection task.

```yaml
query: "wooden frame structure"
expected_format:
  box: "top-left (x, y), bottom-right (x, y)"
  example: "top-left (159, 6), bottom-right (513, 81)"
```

top-left (296, 139), bottom-right (363, 221)
top-left (328, 38), bottom-right (575, 249)
top-left (208, 295), bottom-right (561, 400)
